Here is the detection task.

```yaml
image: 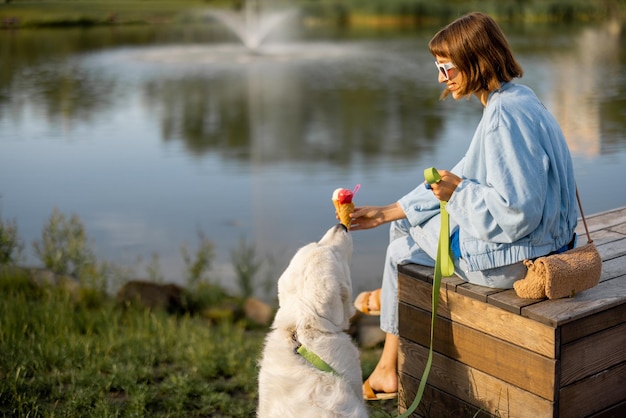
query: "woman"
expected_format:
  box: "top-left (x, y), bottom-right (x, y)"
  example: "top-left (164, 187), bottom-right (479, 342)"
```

top-left (351, 12), bottom-right (578, 400)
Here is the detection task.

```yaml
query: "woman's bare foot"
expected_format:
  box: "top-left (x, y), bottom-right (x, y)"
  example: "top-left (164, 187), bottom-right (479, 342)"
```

top-left (364, 366), bottom-right (398, 395)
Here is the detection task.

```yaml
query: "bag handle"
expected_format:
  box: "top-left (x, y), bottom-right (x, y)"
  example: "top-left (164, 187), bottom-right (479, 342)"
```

top-left (576, 186), bottom-right (593, 245)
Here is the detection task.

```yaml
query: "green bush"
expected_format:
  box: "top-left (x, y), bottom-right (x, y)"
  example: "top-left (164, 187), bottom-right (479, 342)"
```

top-left (0, 215), bottom-right (23, 265)
top-left (32, 207), bottom-right (97, 278)
top-left (231, 236), bottom-right (262, 300)
top-left (182, 231), bottom-right (215, 287)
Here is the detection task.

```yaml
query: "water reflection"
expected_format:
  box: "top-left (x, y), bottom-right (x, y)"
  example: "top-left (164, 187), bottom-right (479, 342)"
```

top-left (135, 43), bottom-right (445, 164)
top-left (0, 22), bottom-right (625, 296)
top-left (545, 19), bottom-right (623, 157)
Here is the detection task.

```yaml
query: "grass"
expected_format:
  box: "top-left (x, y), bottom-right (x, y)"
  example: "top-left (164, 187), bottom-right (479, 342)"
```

top-left (0, 267), bottom-right (397, 417)
top-left (0, 267), bottom-right (264, 417)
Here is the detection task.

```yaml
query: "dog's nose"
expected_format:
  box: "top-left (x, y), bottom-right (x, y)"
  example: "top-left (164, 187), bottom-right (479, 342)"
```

top-left (338, 223), bottom-right (348, 232)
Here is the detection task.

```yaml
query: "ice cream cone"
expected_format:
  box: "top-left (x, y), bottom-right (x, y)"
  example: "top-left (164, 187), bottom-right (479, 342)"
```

top-left (338, 202), bottom-right (354, 229)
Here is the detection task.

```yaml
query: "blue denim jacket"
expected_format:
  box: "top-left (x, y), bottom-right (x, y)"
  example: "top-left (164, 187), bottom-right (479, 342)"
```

top-left (398, 82), bottom-right (578, 272)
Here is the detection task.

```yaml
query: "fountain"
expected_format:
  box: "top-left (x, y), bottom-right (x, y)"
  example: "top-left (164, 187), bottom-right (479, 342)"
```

top-left (206, 0), bottom-right (298, 53)
top-left (124, 0), bottom-right (358, 68)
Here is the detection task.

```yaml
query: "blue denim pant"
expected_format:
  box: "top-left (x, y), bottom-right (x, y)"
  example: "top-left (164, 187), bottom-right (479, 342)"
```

top-left (379, 216), bottom-right (527, 336)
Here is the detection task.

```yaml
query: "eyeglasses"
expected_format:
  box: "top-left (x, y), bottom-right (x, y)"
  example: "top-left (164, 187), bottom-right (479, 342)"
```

top-left (435, 61), bottom-right (456, 80)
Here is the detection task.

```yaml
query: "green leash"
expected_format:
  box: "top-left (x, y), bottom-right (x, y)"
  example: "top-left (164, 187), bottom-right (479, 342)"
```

top-left (397, 167), bottom-right (454, 417)
top-left (424, 167), bottom-right (455, 278)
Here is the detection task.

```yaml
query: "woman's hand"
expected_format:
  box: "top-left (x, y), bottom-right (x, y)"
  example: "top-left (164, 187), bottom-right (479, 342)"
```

top-left (349, 203), bottom-right (405, 231)
top-left (428, 170), bottom-right (462, 201)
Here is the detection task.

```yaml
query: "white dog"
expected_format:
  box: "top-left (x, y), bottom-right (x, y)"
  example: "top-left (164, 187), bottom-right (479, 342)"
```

top-left (258, 224), bottom-right (368, 418)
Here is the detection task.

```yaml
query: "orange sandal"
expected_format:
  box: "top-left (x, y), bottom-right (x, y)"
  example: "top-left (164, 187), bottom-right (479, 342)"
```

top-left (363, 378), bottom-right (397, 401)
top-left (354, 289), bottom-right (381, 316)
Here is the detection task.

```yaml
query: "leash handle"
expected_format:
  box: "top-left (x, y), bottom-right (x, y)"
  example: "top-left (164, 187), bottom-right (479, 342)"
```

top-left (424, 168), bottom-right (455, 276)
top-left (397, 167), bottom-right (455, 418)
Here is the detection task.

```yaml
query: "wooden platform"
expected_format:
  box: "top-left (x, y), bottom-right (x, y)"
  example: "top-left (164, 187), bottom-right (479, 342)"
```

top-left (397, 206), bottom-right (626, 418)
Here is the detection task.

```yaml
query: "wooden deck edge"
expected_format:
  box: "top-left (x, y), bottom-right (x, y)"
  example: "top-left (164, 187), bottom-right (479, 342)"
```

top-left (399, 272), bottom-right (557, 357)
top-left (398, 302), bottom-right (557, 400)
top-left (560, 300), bottom-right (626, 343)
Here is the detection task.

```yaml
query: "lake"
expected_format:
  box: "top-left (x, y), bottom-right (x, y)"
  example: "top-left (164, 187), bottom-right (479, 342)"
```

top-left (1, 16), bottom-right (625, 298)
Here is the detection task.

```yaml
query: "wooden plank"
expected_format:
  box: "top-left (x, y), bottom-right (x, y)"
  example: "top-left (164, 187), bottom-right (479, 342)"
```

top-left (398, 302), bottom-right (557, 400)
top-left (587, 399), bottom-right (626, 418)
top-left (597, 254), bottom-right (626, 283)
top-left (399, 263), bottom-right (433, 283)
top-left (399, 338), bottom-right (556, 417)
top-left (522, 275), bottom-right (626, 327)
top-left (581, 228), bottom-right (626, 248)
top-left (581, 206), bottom-right (626, 233)
top-left (596, 237), bottom-right (626, 260)
top-left (612, 221), bottom-right (626, 235)
top-left (443, 276), bottom-right (466, 292)
top-left (560, 322), bottom-right (626, 386)
top-left (455, 282), bottom-right (502, 302)
top-left (560, 301), bottom-right (626, 344)
top-left (559, 361), bottom-right (626, 418)
top-left (487, 289), bottom-right (544, 315)
top-left (399, 273), bottom-right (557, 357)
top-left (399, 371), bottom-right (492, 417)
top-left (398, 264), bottom-right (467, 292)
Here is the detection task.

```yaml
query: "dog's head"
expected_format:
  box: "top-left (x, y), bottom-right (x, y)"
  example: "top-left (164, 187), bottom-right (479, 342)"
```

top-left (273, 224), bottom-right (354, 333)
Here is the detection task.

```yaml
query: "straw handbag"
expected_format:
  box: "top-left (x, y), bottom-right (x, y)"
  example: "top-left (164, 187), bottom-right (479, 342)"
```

top-left (514, 188), bottom-right (602, 299)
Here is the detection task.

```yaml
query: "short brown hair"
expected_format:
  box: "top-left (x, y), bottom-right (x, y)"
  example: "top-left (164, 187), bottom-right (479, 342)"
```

top-left (429, 12), bottom-right (523, 99)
